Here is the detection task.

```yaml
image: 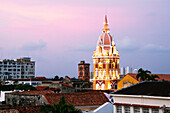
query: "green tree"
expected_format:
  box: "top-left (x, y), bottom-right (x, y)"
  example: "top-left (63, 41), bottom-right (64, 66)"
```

top-left (39, 96), bottom-right (82, 113)
top-left (54, 75), bottom-right (59, 80)
top-left (148, 74), bottom-right (160, 81)
top-left (60, 77), bottom-right (64, 80)
top-left (136, 68), bottom-right (151, 81)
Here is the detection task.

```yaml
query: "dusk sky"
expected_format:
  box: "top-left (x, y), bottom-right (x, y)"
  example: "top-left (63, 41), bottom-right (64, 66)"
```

top-left (0, 0), bottom-right (170, 78)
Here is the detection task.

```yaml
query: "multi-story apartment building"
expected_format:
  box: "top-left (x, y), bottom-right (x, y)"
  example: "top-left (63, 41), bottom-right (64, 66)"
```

top-left (0, 57), bottom-right (35, 79)
top-left (120, 67), bottom-right (125, 75)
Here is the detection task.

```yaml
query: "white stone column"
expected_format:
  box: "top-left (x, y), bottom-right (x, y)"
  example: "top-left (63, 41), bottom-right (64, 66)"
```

top-left (122, 106), bottom-right (125, 113)
top-left (159, 109), bottom-right (163, 113)
top-left (140, 107), bottom-right (142, 113)
top-left (113, 105), bottom-right (116, 113)
top-left (149, 108), bottom-right (152, 113)
top-left (130, 106), bottom-right (134, 113)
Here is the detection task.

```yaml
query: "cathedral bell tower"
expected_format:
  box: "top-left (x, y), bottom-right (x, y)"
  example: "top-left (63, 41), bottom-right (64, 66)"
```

top-left (92, 15), bottom-right (120, 90)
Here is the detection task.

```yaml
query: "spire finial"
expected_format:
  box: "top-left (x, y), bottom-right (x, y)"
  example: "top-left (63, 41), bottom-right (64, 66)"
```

top-left (105, 15), bottom-right (108, 24)
top-left (103, 15), bottom-right (110, 33)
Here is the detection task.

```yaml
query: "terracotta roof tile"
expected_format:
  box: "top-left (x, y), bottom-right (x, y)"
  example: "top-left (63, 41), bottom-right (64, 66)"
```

top-left (44, 92), bottom-right (109, 106)
top-left (127, 73), bottom-right (170, 81)
top-left (35, 86), bottom-right (49, 91)
top-left (65, 76), bottom-right (72, 81)
top-left (51, 83), bottom-right (74, 88)
top-left (49, 88), bottom-right (61, 91)
top-left (0, 106), bottom-right (40, 113)
top-left (35, 77), bottom-right (47, 79)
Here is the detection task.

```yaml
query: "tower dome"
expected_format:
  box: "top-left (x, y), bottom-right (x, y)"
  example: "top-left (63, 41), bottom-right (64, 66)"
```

top-left (97, 15), bottom-right (116, 51)
top-left (95, 15), bottom-right (118, 56)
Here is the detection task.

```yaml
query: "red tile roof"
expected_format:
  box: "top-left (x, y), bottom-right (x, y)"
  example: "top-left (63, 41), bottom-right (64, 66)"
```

top-left (35, 86), bottom-right (49, 91)
top-left (35, 77), bottom-right (47, 79)
top-left (65, 76), bottom-right (72, 81)
top-left (51, 83), bottom-right (74, 88)
top-left (154, 74), bottom-right (170, 81)
top-left (50, 88), bottom-right (61, 91)
top-left (12, 90), bottom-right (54, 95)
top-left (44, 92), bottom-right (109, 106)
top-left (127, 73), bottom-right (170, 81)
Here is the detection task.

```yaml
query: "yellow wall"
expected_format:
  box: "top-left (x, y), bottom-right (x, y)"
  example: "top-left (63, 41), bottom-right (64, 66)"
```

top-left (118, 75), bottom-right (139, 90)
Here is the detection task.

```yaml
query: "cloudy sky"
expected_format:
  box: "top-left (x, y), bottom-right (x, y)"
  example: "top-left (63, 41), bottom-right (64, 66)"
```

top-left (0, 0), bottom-right (170, 78)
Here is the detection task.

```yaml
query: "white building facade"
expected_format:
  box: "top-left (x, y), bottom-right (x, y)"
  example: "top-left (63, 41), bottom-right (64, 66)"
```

top-left (0, 57), bottom-right (35, 79)
top-left (111, 94), bottom-right (170, 113)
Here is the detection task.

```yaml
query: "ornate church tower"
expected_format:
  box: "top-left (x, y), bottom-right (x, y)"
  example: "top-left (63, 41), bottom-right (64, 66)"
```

top-left (92, 15), bottom-right (120, 90)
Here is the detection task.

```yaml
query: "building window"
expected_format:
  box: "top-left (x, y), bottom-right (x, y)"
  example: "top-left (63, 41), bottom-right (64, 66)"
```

top-left (152, 108), bottom-right (159, 113)
top-left (103, 70), bottom-right (106, 77)
top-left (115, 83), bottom-right (117, 89)
top-left (116, 105), bottom-right (122, 113)
top-left (25, 83), bottom-right (30, 85)
top-left (32, 83), bottom-right (37, 85)
top-left (125, 106), bottom-right (130, 113)
top-left (134, 107), bottom-right (140, 113)
top-left (109, 64), bottom-right (112, 68)
top-left (85, 72), bottom-right (88, 76)
top-left (80, 72), bottom-right (83, 76)
top-left (96, 69), bottom-right (98, 77)
top-left (79, 67), bottom-right (83, 71)
top-left (85, 67), bottom-right (89, 71)
top-left (143, 108), bottom-right (149, 113)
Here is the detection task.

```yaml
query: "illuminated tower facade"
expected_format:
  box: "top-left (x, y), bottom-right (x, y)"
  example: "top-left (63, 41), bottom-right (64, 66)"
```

top-left (92, 16), bottom-right (120, 90)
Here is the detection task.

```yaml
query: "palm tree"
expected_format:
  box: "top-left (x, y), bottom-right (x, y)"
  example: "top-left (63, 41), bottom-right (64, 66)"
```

top-left (148, 74), bottom-right (160, 81)
top-left (136, 68), bottom-right (151, 81)
top-left (39, 104), bottom-right (54, 113)
top-left (39, 96), bottom-right (82, 113)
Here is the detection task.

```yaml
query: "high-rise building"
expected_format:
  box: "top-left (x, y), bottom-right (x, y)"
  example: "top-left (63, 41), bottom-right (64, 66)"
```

top-left (78, 61), bottom-right (90, 81)
top-left (0, 57), bottom-right (35, 79)
top-left (90, 72), bottom-right (93, 82)
top-left (119, 66), bottom-right (138, 75)
top-left (120, 67), bottom-right (125, 75)
top-left (92, 15), bottom-right (120, 90)
top-left (125, 66), bottom-right (132, 74)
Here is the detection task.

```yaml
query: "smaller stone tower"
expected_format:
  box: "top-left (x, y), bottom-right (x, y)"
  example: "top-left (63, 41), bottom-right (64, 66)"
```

top-left (78, 61), bottom-right (90, 81)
